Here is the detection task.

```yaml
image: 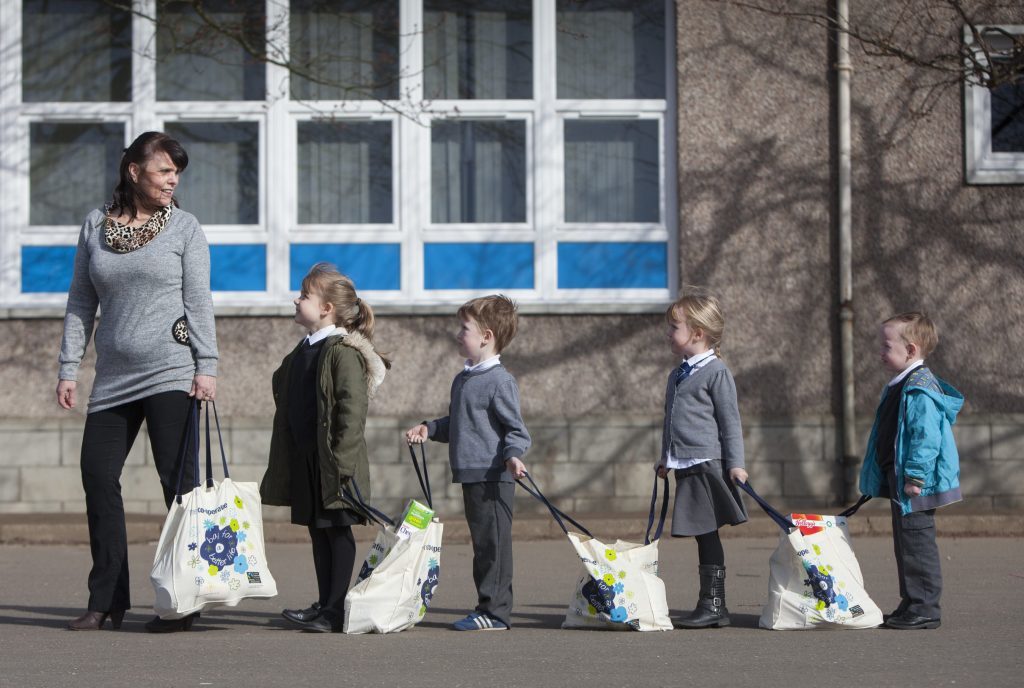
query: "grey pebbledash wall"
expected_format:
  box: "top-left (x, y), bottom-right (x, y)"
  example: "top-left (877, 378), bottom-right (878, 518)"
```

top-left (1, 0), bottom-right (1023, 515)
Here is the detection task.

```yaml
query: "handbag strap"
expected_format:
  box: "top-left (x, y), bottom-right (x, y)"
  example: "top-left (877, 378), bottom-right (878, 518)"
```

top-left (341, 479), bottom-right (395, 529)
top-left (838, 494), bottom-right (872, 518)
top-left (203, 401), bottom-right (231, 486)
top-left (516, 472), bottom-right (592, 538)
top-left (645, 474), bottom-right (670, 545)
top-left (173, 399), bottom-right (201, 503)
top-left (407, 444), bottom-right (432, 509)
top-left (735, 481), bottom-right (796, 532)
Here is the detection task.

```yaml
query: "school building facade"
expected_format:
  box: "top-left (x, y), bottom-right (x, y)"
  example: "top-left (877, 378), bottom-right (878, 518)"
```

top-left (1, 1), bottom-right (1021, 518)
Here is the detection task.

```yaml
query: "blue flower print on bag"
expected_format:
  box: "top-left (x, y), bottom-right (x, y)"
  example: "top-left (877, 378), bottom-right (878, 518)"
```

top-left (609, 607), bottom-right (628, 623)
top-left (835, 594), bottom-right (849, 612)
top-left (233, 554), bottom-right (249, 574)
top-left (203, 519), bottom-right (215, 530)
top-left (199, 525), bottom-right (238, 573)
top-left (236, 531), bottom-right (247, 542)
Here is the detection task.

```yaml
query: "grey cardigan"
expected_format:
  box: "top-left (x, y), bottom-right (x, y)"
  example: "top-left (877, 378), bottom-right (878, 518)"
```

top-left (58, 207), bottom-right (218, 413)
top-left (426, 365), bottom-right (531, 483)
top-left (661, 358), bottom-right (745, 472)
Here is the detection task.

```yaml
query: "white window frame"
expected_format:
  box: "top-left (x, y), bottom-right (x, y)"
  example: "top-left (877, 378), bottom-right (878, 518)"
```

top-left (0, 0), bottom-right (678, 313)
top-left (964, 25), bottom-right (1024, 185)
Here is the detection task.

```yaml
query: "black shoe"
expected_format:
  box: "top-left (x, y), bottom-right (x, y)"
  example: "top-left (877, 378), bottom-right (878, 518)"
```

top-left (296, 614), bottom-right (341, 633)
top-left (882, 600), bottom-right (909, 622)
top-left (282, 602), bottom-right (322, 625)
top-left (145, 612), bottom-right (198, 633)
top-left (885, 612), bottom-right (941, 630)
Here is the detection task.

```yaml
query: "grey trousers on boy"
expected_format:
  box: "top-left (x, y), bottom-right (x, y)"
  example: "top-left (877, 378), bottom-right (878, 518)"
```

top-left (887, 472), bottom-right (942, 619)
top-left (462, 481), bottom-right (515, 626)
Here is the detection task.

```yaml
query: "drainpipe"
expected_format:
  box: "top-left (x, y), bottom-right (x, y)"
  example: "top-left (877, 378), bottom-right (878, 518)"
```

top-left (836, 0), bottom-right (857, 503)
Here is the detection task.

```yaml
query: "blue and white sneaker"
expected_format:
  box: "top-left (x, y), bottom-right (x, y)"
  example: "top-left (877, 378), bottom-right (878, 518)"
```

top-left (452, 612), bottom-right (509, 631)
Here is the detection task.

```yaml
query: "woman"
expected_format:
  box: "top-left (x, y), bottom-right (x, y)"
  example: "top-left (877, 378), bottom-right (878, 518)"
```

top-left (57, 131), bottom-right (218, 633)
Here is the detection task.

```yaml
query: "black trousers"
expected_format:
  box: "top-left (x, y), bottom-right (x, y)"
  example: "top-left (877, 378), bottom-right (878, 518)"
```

top-left (308, 525), bottom-right (357, 627)
top-left (80, 391), bottom-right (193, 612)
top-left (883, 470), bottom-right (942, 619)
top-left (462, 481), bottom-right (515, 626)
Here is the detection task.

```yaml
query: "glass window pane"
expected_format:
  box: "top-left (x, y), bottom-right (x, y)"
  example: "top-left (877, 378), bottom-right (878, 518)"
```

top-left (157, 1), bottom-right (266, 101)
top-left (424, 1), bottom-right (532, 100)
top-left (556, 0), bottom-right (665, 99)
top-left (22, 0), bottom-right (131, 102)
top-left (564, 120), bottom-right (659, 223)
top-left (290, 1), bottom-right (400, 100)
top-left (991, 72), bottom-right (1024, 153)
top-left (30, 122), bottom-right (124, 225)
top-left (431, 120), bottom-right (526, 223)
top-left (297, 121), bottom-right (393, 224)
top-left (165, 122), bottom-right (259, 225)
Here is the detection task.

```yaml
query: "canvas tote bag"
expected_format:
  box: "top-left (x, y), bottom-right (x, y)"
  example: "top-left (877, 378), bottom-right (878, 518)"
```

top-left (518, 473), bottom-right (673, 632)
top-left (738, 481), bottom-right (882, 630)
top-left (151, 401), bottom-right (278, 619)
top-left (343, 445), bottom-right (443, 634)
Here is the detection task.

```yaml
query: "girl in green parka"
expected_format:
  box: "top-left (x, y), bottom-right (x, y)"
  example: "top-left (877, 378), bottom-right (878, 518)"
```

top-left (260, 262), bottom-right (389, 632)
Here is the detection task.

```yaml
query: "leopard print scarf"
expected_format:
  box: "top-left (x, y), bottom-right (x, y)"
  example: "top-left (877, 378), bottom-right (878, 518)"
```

top-left (104, 205), bottom-right (173, 253)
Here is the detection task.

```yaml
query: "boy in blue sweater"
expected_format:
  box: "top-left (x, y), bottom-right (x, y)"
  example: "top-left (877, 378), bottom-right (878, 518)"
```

top-left (859, 312), bottom-right (963, 630)
top-left (406, 295), bottom-right (531, 631)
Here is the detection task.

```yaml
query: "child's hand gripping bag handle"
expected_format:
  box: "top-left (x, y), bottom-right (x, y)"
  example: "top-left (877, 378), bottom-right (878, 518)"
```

top-left (516, 472), bottom-right (593, 538)
top-left (407, 444), bottom-right (433, 509)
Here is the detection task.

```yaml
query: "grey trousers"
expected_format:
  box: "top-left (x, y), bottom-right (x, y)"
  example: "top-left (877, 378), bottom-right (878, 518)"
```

top-left (462, 481), bottom-right (515, 626)
top-left (889, 494), bottom-right (943, 619)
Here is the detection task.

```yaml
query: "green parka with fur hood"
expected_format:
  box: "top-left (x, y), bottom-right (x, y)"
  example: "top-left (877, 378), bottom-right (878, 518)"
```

top-left (260, 329), bottom-right (387, 514)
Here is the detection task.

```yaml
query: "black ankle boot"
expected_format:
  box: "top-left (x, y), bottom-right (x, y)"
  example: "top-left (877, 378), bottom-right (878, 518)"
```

top-left (676, 564), bottom-right (730, 628)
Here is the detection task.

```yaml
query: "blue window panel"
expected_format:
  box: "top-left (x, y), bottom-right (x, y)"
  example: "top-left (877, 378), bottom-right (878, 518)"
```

top-left (209, 244), bottom-right (266, 291)
top-left (557, 241), bottom-right (667, 289)
top-left (21, 245), bottom-right (76, 293)
top-left (290, 243), bottom-right (401, 291)
top-left (424, 242), bottom-right (534, 290)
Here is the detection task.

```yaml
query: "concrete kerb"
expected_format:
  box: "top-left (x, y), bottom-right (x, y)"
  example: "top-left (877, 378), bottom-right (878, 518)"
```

top-left (2, 510), bottom-right (1022, 545)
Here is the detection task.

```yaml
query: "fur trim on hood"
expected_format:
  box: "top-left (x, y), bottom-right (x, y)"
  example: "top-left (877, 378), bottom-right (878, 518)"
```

top-left (338, 330), bottom-right (387, 398)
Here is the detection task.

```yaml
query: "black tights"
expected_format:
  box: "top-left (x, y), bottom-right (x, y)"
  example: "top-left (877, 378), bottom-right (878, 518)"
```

top-left (309, 525), bottom-right (357, 623)
top-left (695, 530), bottom-right (724, 566)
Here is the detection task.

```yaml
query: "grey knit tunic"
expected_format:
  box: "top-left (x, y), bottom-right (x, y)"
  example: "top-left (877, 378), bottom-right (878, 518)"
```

top-left (426, 365), bottom-right (531, 483)
top-left (58, 207), bottom-right (218, 413)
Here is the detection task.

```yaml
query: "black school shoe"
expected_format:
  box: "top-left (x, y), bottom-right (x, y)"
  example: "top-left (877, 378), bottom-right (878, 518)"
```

top-left (282, 602), bottom-right (322, 624)
top-left (884, 611), bottom-right (941, 630)
top-left (295, 609), bottom-right (343, 633)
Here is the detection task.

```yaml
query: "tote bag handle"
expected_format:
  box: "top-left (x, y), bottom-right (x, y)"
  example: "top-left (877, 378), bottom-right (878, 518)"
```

top-left (645, 474), bottom-right (670, 545)
top-left (173, 399), bottom-right (201, 503)
top-left (838, 494), bottom-right (872, 518)
top-left (735, 481), bottom-right (796, 532)
top-left (341, 479), bottom-right (396, 529)
top-left (407, 444), bottom-right (433, 509)
top-left (516, 472), bottom-right (593, 538)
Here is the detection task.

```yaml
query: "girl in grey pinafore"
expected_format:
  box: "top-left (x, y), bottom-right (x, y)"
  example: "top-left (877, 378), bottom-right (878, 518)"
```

top-left (659, 292), bottom-right (747, 628)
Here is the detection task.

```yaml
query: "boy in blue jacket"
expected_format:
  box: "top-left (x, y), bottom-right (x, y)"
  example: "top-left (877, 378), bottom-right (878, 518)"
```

top-left (859, 312), bottom-right (963, 630)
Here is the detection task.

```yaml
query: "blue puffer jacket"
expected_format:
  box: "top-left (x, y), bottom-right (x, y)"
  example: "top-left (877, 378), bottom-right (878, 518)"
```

top-left (859, 366), bottom-right (964, 515)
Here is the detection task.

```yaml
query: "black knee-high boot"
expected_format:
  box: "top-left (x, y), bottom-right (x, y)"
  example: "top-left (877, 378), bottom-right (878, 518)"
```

top-left (676, 564), bottom-right (730, 628)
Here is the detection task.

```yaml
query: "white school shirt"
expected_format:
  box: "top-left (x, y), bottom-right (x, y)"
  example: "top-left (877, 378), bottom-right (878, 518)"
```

top-left (664, 350), bottom-right (718, 470)
top-left (464, 354), bottom-right (501, 373)
top-left (305, 324), bottom-right (347, 346)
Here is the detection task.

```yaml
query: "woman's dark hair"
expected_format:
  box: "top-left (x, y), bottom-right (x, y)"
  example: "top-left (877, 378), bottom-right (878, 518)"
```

top-left (109, 131), bottom-right (189, 221)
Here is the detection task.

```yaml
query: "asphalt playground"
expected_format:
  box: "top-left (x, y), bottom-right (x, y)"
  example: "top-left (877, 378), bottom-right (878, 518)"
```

top-left (1, 529), bottom-right (1021, 688)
